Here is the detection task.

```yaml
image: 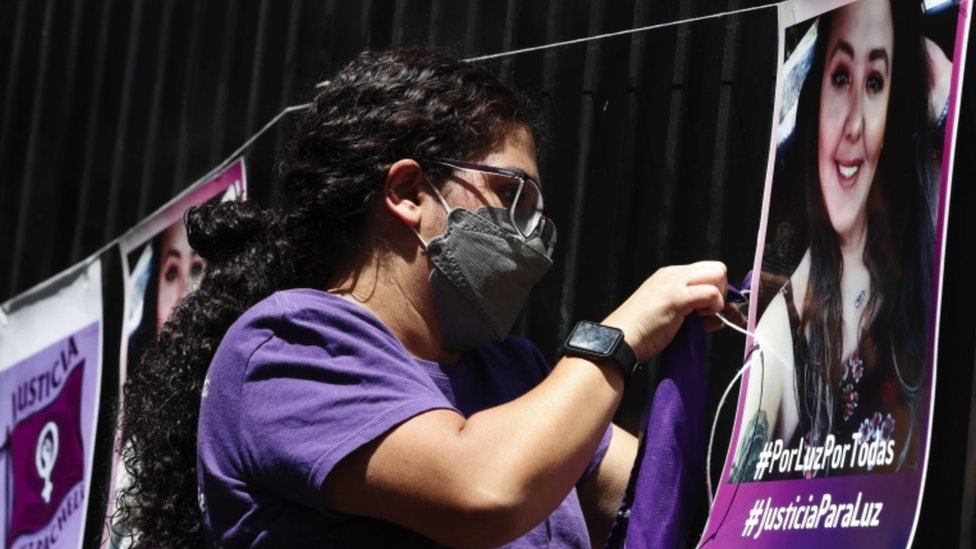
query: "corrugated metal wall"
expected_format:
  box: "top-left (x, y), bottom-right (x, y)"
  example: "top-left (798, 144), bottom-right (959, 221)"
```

top-left (1, 0), bottom-right (974, 546)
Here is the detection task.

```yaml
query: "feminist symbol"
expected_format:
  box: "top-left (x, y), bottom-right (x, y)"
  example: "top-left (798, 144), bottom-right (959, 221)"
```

top-left (35, 421), bottom-right (60, 503)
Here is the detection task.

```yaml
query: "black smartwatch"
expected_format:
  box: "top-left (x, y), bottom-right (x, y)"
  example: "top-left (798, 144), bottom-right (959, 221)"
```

top-left (562, 321), bottom-right (638, 380)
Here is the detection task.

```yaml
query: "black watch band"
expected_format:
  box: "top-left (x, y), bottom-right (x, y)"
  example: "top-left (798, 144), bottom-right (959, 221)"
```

top-left (562, 321), bottom-right (638, 380)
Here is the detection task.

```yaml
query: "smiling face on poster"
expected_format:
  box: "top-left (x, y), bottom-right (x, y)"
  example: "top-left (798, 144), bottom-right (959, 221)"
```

top-left (816, 0), bottom-right (892, 245)
top-left (737, 0), bottom-right (937, 482)
top-left (703, 0), bottom-right (969, 546)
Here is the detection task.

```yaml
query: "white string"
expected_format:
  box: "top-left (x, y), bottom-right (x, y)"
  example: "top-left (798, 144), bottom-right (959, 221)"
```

top-left (55, 103), bottom-right (314, 305)
top-left (217, 103), bottom-right (312, 174)
top-left (247, 5), bottom-right (783, 178)
top-left (315, 2), bottom-right (780, 87)
top-left (10, 4), bottom-right (780, 306)
top-left (706, 342), bottom-right (758, 507)
top-left (705, 311), bottom-right (791, 507)
top-left (717, 309), bottom-right (788, 366)
top-left (466, 3), bottom-right (779, 63)
top-left (714, 311), bottom-right (751, 339)
top-left (707, 312), bottom-right (757, 506)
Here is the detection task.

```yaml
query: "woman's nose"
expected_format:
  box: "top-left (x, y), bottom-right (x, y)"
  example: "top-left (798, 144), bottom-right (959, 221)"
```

top-left (844, 91), bottom-right (864, 142)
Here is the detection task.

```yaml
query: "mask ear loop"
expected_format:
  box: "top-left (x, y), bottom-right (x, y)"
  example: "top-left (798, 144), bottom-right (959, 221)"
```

top-left (424, 173), bottom-right (453, 213)
top-left (410, 227), bottom-right (430, 253)
top-left (410, 175), bottom-right (455, 253)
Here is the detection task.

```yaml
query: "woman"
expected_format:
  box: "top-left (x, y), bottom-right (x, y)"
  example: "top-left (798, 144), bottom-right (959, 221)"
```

top-left (125, 220), bottom-right (206, 386)
top-left (154, 220), bottom-right (206, 334)
top-left (117, 49), bottom-right (727, 547)
top-left (731, 0), bottom-right (934, 482)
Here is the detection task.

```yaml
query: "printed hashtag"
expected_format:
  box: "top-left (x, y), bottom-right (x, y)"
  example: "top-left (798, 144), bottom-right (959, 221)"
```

top-left (754, 441), bottom-right (772, 480)
top-left (742, 497), bottom-right (763, 537)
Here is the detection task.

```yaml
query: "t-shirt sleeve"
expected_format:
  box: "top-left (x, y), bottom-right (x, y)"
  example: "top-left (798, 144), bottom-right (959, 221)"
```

top-left (238, 299), bottom-right (457, 510)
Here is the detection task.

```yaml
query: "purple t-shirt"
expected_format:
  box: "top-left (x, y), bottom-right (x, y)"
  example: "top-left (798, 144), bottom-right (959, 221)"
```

top-left (197, 289), bottom-right (611, 548)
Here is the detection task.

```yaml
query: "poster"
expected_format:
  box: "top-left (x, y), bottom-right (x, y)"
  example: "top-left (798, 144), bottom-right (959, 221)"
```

top-left (103, 159), bottom-right (246, 545)
top-left (119, 159), bottom-right (246, 382)
top-left (0, 261), bottom-right (103, 549)
top-left (702, 0), bottom-right (970, 546)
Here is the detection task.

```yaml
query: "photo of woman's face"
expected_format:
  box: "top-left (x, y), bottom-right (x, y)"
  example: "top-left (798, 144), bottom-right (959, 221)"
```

top-left (817, 0), bottom-right (893, 243)
top-left (156, 221), bottom-right (205, 334)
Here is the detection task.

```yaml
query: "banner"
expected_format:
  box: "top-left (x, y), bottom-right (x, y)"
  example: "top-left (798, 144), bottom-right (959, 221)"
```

top-left (1, 261), bottom-right (103, 549)
top-left (703, 0), bottom-right (970, 546)
top-left (103, 158), bottom-right (246, 545)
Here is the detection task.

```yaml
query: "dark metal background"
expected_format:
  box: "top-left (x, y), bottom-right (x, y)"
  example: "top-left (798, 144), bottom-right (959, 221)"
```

top-left (1, 0), bottom-right (974, 546)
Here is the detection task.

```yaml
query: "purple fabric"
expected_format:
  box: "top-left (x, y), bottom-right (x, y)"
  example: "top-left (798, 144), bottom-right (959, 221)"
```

top-left (197, 288), bottom-right (610, 548)
top-left (605, 314), bottom-right (707, 549)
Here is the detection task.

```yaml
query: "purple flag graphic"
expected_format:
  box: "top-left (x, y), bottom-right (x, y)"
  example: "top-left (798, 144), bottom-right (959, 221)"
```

top-left (6, 361), bottom-right (86, 548)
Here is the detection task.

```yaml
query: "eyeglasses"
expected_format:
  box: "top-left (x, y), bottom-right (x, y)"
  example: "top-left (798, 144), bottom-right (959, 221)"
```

top-left (432, 158), bottom-right (545, 238)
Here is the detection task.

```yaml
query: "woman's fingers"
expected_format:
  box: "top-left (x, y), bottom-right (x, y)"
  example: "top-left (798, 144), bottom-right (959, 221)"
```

top-left (682, 260), bottom-right (728, 292)
top-left (605, 261), bottom-right (729, 361)
top-left (681, 283), bottom-right (726, 317)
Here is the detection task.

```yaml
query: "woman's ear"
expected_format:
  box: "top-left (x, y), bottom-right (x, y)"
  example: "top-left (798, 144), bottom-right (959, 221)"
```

top-left (383, 159), bottom-right (426, 227)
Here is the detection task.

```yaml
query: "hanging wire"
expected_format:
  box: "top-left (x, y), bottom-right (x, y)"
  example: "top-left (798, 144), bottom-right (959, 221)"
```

top-left (315, 2), bottom-right (780, 87)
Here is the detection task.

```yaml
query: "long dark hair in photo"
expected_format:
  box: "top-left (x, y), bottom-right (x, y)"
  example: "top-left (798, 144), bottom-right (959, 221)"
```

top-left (115, 49), bottom-right (537, 547)
top-left (785, 0), bottom-right (935, 467)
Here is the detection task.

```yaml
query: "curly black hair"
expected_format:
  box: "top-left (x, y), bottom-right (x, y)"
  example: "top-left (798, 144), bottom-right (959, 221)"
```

top-left (116, 48), bottom-right (537, 547)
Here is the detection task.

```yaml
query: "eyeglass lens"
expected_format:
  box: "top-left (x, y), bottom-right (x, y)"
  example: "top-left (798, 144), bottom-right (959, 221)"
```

top-left (512, 178), bottom-right (543, 237)
top-left (434, 159), bottom-right (545, 237)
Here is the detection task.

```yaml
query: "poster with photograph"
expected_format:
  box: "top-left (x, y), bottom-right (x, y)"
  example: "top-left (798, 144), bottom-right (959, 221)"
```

top-left (702, 0), bottom-right (970, 546)
top-left (119, 159), bottom-right (246, 382)
top-left (0, 260), bottom-right (103, 549)
top-left (103, 159), bottom-right (246, 545)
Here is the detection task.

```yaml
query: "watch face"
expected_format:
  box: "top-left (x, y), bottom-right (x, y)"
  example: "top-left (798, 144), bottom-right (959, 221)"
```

top-left (568, 321), bottom-right (622, 357)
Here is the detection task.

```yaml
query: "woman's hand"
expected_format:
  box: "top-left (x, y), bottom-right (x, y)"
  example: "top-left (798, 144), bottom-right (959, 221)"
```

top-left (602, 261), bottom-right (727, 362)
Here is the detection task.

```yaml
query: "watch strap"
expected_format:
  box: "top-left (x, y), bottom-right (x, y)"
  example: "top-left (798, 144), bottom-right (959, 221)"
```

top-left (562, 321), bottom-right (638, 379)
top-left (610, 332), bottom-right (637, 378)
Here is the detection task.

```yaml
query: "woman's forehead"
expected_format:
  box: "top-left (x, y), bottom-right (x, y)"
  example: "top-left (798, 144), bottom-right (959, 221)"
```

top-left (476, 127), bottom-right (540, 183)
top-left (830, 0), bottom-right (894, 56)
